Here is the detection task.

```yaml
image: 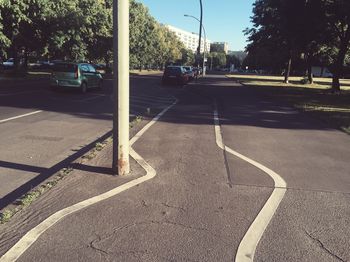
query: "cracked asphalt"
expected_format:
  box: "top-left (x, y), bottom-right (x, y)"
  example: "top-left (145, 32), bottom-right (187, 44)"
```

top-left (1, 74), bottom-right (350, 261)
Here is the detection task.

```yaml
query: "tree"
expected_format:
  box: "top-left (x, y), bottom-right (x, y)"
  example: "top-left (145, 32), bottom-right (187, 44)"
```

top-left (246, 0), bottom-right (317, 82)
top-left (208, 52), bottom-right (226, 69)
top-left (180, 48), bottom-right (195, 66)
top-left (226, 54), bottom-right (241, 69)
top-left (0, 1), bottom-right (10, 57)
top-left (0, 0), bottom-right (187, 71)
top-left (1, 0), bottom-right (31, 69)
top-left (322, 0), bottom-right (350, 92)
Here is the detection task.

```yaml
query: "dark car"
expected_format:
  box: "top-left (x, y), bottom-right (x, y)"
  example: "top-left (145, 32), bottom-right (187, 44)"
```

top-left (2, 58), bottom-right (14, 69)
top-left (162, 66), bottom-right (189, 86)
top-left (192, 67), bottom-right (201, 78)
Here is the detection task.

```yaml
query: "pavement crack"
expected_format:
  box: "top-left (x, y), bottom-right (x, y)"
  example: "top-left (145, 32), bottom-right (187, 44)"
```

top-left (89, 220), bottom-right (231, 251)
top-left (161, 202), bottom-right (187, 212)
top-left (88, 234), bottom-right (110, 256)
top-left (305, 230), bottom-right (346, 262)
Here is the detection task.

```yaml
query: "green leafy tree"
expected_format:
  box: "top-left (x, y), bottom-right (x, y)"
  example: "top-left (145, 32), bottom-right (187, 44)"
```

top-left (322, 0), bottom-right (350, 91)
top-left (208, 52), bottom-right (226, 69)
top-left (0, 2), bottom-right (11, 57)
top-left (180, 48), bottom-right (195, 66)
top-left (226, 54), bottom-right (241, 69)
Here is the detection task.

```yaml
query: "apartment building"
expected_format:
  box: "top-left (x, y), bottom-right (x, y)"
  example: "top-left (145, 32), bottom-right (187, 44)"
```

top-left (210, 42), bottom-right (229, 54)
top-left (165, 25), bottom-right (211, 53)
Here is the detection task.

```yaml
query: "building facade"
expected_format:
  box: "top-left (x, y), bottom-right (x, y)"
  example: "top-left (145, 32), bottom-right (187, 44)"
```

top-left (165, 25), bottom-right (211, 54)
top-left (210, 42), bottom-right (229, 54)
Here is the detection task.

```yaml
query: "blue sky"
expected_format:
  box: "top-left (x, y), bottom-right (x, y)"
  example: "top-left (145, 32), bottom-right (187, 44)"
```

top-left (136, 0), bottom-right (255, 51)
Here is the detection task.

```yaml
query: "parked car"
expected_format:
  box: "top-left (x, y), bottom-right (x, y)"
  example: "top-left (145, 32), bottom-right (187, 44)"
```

top-left (183, 66), bottom-right (194, 80)
top-left (93, 63), bottom-right (107, 74)
top-left (161, 66), bottom-right (189, 86)
top-left (50, 62), bottom-right (103, 93)
top-left (2, 58), bottom-right (14, 69)
top-left (32, 60), bottom-right (52, 70)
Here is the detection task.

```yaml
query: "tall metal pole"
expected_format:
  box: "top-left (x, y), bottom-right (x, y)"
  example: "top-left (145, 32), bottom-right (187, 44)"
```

top-left (112, 0), bottom-right (130, 175)
top-left (202, 30), bottom-right (206, 76)
top-left (197, 0), bottom-right (203, 70)
top-left (118, 0), bottom-right (130, 175)
top-left (112, 0), bottom-right (118, 174)
top-left (184, 13), bottom-right (206, 76)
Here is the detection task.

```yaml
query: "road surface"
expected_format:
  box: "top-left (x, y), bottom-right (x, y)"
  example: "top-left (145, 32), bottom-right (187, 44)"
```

top-left (0, 74), bottom-right (349, 261)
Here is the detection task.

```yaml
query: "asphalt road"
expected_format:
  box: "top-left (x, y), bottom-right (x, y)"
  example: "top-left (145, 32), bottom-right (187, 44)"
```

top-left (0, 74), bottom-right (175, 209)
top-left (1, 73), bottom-right (349, 261)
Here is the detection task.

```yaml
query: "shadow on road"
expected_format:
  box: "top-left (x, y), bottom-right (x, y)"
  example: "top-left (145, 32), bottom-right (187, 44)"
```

top-left (0, 131), bottom-right (112, 210)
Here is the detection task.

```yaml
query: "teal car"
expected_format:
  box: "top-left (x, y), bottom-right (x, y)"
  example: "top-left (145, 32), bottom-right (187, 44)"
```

top-left (50, 62), bottom-right (103, 93)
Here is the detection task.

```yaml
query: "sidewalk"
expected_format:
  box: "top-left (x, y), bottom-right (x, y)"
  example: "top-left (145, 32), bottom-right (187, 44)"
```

top-left (0, 139), bottom-right (145, 257)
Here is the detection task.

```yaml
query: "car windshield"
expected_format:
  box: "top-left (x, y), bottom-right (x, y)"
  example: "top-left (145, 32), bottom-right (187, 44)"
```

top-left (53, 63), bottom-right (77, 72)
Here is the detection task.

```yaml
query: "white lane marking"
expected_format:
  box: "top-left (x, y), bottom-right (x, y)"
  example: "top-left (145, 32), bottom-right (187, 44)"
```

top-left (0, 111), bottom-right (43, 124)
top-left (130, 99), bottom-right (177, 145)
top-left (213, 101), bottom-right (287, 262)
top-left (0, 98), bottom-right (178, 262)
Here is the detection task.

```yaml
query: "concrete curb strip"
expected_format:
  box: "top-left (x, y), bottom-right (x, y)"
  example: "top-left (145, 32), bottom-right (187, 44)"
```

top-left (213, 101), bottom-right (287, 262)
top-left (0, 99), bottom-right (178, 262)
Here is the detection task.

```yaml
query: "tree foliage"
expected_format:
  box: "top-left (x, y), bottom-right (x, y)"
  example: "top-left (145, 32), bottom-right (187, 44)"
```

top-left (0, 0), bottom-right (188, 70)
top-left (246, 0), bottom-right (350, 90)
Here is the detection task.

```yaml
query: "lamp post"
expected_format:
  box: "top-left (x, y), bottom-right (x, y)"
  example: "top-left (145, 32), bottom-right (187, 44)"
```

top-left (184, 14), bottom-right (207, 76)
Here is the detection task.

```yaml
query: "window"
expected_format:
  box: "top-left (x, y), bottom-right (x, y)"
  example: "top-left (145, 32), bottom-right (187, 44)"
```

top-left (81, 64), bottom-right (89, 72)
top-left (88, 65), bottom-right (96, 73)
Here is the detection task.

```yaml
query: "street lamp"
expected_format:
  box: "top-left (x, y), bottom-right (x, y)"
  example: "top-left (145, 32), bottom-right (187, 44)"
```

top-left (184, 14), bottom-right (207, 76)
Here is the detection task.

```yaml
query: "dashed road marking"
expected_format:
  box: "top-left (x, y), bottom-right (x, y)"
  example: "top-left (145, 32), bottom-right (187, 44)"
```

top-left (0, 98), bottom-right (178, 262)
top-left (213, 101), bottom-right (287, 262)
top-left (0, 111), bottom-right (43, 124)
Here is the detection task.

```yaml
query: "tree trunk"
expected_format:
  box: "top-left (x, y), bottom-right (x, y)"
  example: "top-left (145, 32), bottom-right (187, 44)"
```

top-left (307, 54), bottom-right (313, 84)
top-left (104, 56), bottom-right (108, 68)
top-left (13, 43), bottom-right (19, 72)
top-left (23, 47), bottom-right (28, 71)
top-left (332, 41), bottom-right (348, 92)
top-left (332, 73), bottom-right (340, 92)
top-left (332, 28), bottom-right (350, 92)
top-left (284, 55), bottom-right (292, 84)
top-left (139, 62), bottom-right (142, 72)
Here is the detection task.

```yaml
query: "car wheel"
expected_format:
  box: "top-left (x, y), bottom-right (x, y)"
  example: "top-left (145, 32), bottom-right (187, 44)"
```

top-left (81, 82), bottom-right (87, 93)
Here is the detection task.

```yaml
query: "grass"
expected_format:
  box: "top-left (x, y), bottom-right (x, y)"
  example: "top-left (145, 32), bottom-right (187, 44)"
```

top-left (130, 69), bottom-right (162, 75)
top-left (226, 74), bottom-right (350, 90)
top-left (0, 167), bottom-right (74, 224)
top-left (226, 74), bottom-right (350, 135)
